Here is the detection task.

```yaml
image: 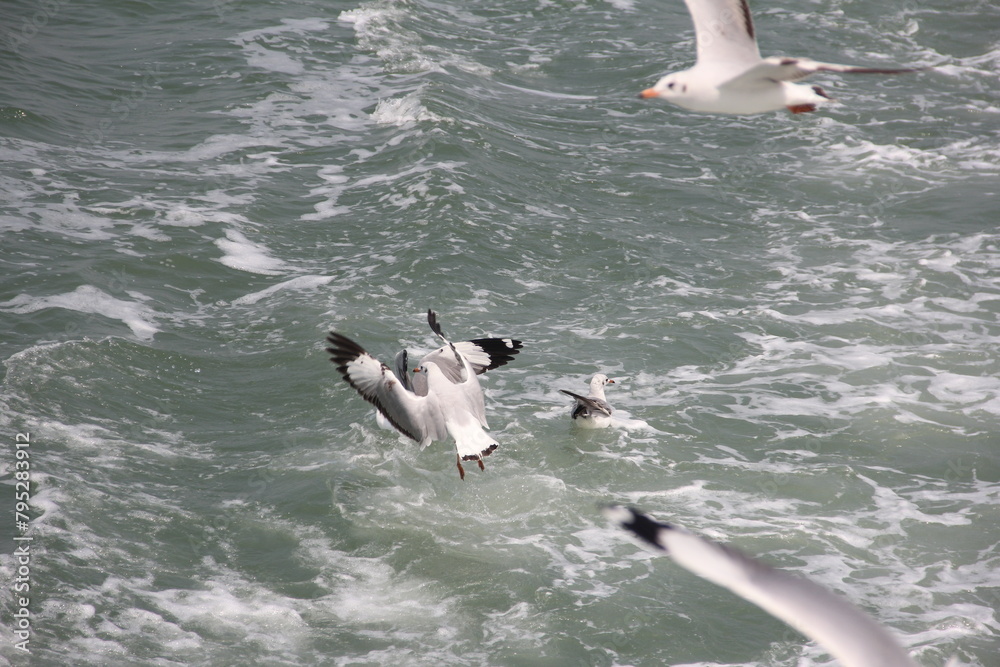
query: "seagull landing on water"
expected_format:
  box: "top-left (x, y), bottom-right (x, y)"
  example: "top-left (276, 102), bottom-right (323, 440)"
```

top-left (560, 374), bottom-right (616, 429)
top-left (327, 310), bottom-right (522, 479)
top-left (639, 0), bottom-right (926, 115)
top-left (603, 506), bottom-right (964, 667)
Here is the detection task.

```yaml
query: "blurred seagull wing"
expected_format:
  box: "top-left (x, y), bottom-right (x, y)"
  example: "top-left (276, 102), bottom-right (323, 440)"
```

top-left (723, 56), bottom-right (925, 87)
top-left (684, 0), bottom-right (760, 66)
top-left (605, 506), bottom-right (919, 667)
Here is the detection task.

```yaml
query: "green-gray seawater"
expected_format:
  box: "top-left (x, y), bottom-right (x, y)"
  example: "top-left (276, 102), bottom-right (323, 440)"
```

top-left (2, 0), bottom-right (998, 665)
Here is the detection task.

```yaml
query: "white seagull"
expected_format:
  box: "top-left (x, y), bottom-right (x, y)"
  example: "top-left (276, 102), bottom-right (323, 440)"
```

top-left (639, 0), bottom-right (925, 114)
top-left (327, 310), bottom-right (522, 479)
top-left (560, 374), bottom-right (616, 429)
top-left (604, 505), bottom-right (933, 667)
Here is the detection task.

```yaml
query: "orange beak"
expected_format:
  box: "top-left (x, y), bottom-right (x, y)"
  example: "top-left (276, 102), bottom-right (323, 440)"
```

top-left (639, 88), bottom-right (659, 99)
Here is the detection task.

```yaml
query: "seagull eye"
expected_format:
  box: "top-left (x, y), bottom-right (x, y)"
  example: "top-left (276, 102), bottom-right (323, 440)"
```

top-left (667, 82), bottom-right (675, 90)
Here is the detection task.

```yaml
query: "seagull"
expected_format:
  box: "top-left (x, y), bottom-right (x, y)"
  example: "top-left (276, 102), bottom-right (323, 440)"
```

top-left (604, 505), bottom-right (926, 667)
top-left (639, 0), bottom-right (925, 114)
top-left (372, 329), bottom-right (522, 432)
top-left (560, 374), bottom-right (615, 429)
top-left (327, 310), bottom-right (522, 479)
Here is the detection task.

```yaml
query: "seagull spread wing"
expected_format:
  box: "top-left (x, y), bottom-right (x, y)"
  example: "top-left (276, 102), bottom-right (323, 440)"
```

top-left (421, 337), bottom-right (524, 380)
top-left (395, 336), bottom-right (522, 394)
top-left (420, 309), bottom-right (469, 383)
top-left (722, 56), bottom-right (926, 88)
top-left (560, 389), bottom-right (613, 418)
top-left (605, 506), bottom-right (919, 667)
top-left (683, 0), bottom-right (760, 66)
top-left (453, 338), bottom-right (524, 373)
top-left (327, 332), bottom-right (446, 445)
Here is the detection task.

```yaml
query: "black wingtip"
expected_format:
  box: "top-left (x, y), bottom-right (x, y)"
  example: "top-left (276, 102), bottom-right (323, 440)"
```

top-left (325, 332), bottom-right (367, 383)
top-left (467, 337), bottom-right (524, 371)
top-left (427, 309), bottom-right (445, 339)
top-left (604, 505), bottom-right (671, 552)
top-left (326, 331), bottom-right (365, 363)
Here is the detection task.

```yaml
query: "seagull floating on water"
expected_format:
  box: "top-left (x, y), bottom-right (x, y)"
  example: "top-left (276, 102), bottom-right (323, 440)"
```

top-left (327, 310), bottom-right (522, 479)
top-left (603, 505), bottom-right (949, 667)
top-left (639, 0), bottom-right (925, 114)
top-left (560, 374), bottom-right (615, 429)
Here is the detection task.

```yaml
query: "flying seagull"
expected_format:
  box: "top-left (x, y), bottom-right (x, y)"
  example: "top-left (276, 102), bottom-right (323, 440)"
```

top-left (603, 505), bottom-right (928, 667)
top-left (639, 0), bottom-right (925, 114)
top-left (560, 374), bottom-right (616, 428)
top-left (327, 310), bottom-right (522, 479)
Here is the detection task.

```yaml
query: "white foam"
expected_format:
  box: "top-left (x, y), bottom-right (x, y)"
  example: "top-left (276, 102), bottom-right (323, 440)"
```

top-left (609, 411), bottom-right (667, 434)
top-left (0, 285), bottom-right (159, 340)
top-left (601, 0), bottom-right (636, 10)
top-left (8, 198), bottom-right (117, 241)
top-left (214, 229), bottom-right (289, 276)
top-left (339, 5), bottom-right (441, 74)
top-left (295, 528), bottom-right (458, 635)
top-left (371, 91), bottom-right (444, 126)
top-left (301, 166), bottom-right (352, 221)
top-left (233, 18), bottom-right (331, 75)
top-left (147, 582), bottom-right (306, 646)
top-left (232, 275), bottom-right (336, 305)
top-left (304, 158), bottom-right (465, 222)
top-left (242, 43), bottom-right (304, 75)
top-left (826, 136), bottom-right (1000, 177)
top-left (925, 373), bottom-right (1000, 412)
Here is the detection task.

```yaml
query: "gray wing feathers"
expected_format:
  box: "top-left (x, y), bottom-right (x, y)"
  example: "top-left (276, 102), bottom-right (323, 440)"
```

top-left (392, 348), bottom-right (415, 393)
top-left (560, 389), bottom-right (614, 418)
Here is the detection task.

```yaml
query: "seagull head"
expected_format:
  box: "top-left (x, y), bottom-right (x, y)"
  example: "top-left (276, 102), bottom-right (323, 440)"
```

top-left (413, 361), bottom-right (440, 375)
top-left (639, 73), bottom-right (689, 101)
top-left (589, 374), bottom-right (615, 394)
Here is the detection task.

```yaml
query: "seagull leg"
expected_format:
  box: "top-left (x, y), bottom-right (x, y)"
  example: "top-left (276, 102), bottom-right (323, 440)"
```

top-left (456, 455), bottom-right (466, 480)
top-left (787, 104), bottom-right (817, 114)
top-left (477, 457), bottom-right (485, 472)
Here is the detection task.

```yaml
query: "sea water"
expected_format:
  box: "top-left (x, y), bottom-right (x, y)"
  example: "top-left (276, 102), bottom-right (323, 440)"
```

top-left (1, 1), bottom-right (998, 665)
